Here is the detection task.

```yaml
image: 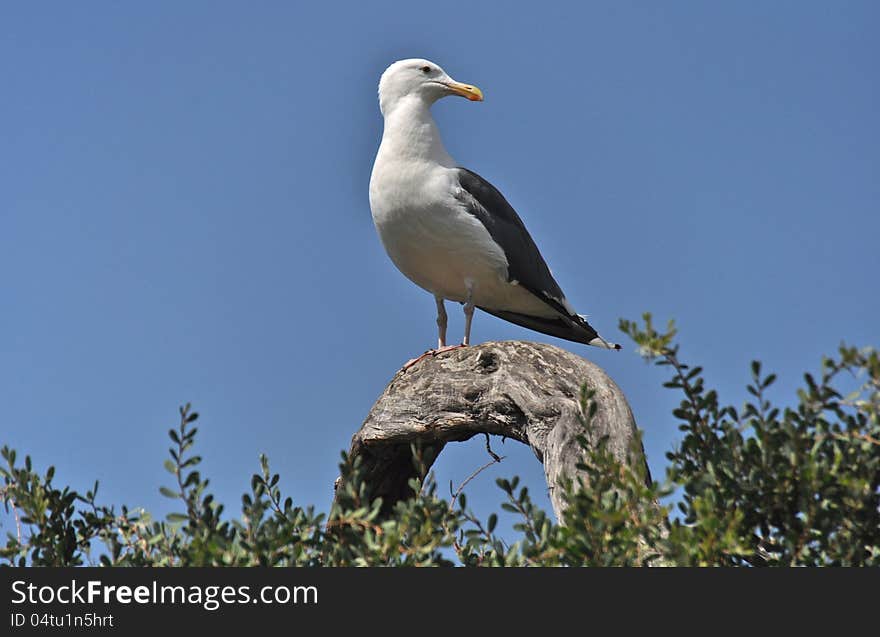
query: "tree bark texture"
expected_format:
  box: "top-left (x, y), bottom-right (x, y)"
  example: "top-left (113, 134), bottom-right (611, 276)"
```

top-left (336, 340), bottom-right (647, 521)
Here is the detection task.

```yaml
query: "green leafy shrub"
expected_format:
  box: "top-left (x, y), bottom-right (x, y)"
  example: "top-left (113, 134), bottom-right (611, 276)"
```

top-left (2, 316), bottom-right (877, 566)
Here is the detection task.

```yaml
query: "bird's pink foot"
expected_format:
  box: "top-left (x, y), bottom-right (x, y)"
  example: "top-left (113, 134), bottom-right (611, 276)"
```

top-left (402, 350), bottom-right (434, 370)
top-left (401, 344), bottom-right (468, 371)
top-left (434, 344), bottom-right (467, 355)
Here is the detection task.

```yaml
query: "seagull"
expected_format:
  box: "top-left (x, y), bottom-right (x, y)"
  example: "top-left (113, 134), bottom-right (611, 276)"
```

top-left (369, 58), bottom-right (620, 367)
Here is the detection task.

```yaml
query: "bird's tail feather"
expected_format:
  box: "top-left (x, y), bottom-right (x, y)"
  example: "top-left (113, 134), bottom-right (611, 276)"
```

top-left (478, 307), bottom-right (621, 350)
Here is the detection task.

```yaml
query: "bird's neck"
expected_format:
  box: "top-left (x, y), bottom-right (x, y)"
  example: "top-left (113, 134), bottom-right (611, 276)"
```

top-left (379, 97), bottom-right (455, 167)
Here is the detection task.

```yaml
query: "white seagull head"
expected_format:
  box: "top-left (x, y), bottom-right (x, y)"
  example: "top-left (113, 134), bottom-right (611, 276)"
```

top-left (378, 58), bottom-right (483, 116)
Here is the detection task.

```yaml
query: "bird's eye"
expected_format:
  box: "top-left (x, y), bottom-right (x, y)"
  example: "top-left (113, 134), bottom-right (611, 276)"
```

top-left (420, 66), bottom-right (431, 74)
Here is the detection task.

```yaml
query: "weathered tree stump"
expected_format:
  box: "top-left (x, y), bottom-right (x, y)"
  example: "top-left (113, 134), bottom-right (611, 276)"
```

top-left (335, 340), bottom-right (647, 521)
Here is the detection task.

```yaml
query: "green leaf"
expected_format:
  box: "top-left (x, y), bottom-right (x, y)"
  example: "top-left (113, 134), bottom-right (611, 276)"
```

top-left (159, 486), bottom-right (178, 499)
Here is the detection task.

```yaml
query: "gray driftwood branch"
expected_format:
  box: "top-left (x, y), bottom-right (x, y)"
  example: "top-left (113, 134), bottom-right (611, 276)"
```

top-left (335, 340), bottom-right (647, 521)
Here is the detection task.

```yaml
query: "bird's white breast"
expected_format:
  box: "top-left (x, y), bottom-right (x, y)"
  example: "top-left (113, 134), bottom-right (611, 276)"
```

top-left (369, 156), bottom-right (510, 304)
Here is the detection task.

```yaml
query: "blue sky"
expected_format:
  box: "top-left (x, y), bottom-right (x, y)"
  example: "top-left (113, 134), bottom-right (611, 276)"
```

top-left (2, 2), bottom-right (877, 541)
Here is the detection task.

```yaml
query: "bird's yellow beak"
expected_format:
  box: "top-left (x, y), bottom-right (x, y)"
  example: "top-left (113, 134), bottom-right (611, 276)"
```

top-left (444, 80), bottom-right (483, 101)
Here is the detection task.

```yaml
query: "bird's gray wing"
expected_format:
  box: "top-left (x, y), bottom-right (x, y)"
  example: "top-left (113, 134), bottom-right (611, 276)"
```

top-left (455, 168), bottom-right (567, 309)
top-left (454, 168), bottom-right (613, 347)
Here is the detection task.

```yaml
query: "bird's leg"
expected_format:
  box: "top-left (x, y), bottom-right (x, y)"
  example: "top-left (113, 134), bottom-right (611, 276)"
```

top-left (435, 295), bottom-right (448, 349)
top-left (402, 297), bottom-right (462, 371)
top-left (433, 296), bottom-right (464, 353)
top-left (462, 283), bottom-right (475, 346)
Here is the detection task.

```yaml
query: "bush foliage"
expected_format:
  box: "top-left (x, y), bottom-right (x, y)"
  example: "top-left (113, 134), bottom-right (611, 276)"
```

top-left (2, 316), bottom-right (878, 566)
